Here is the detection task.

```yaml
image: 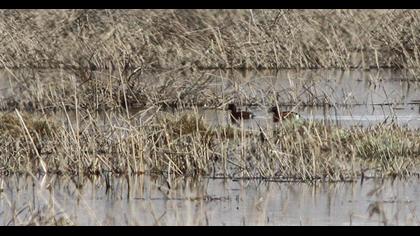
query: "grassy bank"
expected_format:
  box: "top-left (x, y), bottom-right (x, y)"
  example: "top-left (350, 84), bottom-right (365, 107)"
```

top-left (1, 9), bottom-right (420, 72)
top-left (1, 110), bottom-right (419, 181)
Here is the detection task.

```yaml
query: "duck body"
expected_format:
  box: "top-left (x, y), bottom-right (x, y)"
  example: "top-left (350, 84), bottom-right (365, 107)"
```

top-left (227, 104), bottom-right (255, 122)
top-left (269, 106), bottom-right (300, 122)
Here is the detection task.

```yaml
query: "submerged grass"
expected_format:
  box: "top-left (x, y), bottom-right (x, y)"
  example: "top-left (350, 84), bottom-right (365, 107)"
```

top-left (0, 110), bottom-right (419, 181)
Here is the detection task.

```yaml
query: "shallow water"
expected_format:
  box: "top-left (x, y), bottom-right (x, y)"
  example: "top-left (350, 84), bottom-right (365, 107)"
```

top-left (3, 68), bottom-right (420, 129)
top-left (0, 175), bottom-right (419, 225)
top-left (197, 69), bottom-right (420, 129)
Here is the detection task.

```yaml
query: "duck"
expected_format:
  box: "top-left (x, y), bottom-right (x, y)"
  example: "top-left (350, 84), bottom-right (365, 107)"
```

top-left (268, 106), bottom-right (300, 122)
top-left (226, 103), bottom-right (255, 122)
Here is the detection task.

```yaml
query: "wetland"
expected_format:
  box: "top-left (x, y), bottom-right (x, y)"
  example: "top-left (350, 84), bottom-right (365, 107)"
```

top-left (2, 9), bottom-right (420, 225)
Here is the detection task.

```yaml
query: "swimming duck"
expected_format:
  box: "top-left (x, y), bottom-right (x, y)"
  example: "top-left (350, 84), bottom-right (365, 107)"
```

top-left (268, 106), bottom-right (300, 122)
top-left (226, 103), bottom-right (255, 122)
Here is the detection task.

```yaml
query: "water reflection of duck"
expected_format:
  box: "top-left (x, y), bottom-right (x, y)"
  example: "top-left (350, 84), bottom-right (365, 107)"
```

top-left (226, 104), bottom-right (255, 122)
top-left (268, 106), bottom-right (300, 122)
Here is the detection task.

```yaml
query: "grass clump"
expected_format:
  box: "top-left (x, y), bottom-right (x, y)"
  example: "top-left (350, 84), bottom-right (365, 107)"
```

top-left (160, 112), bottom-right (210, 136)
top-left (0, 112), bottom-right (56, 138)
top-left (268, 121), bottom-right (420, 180)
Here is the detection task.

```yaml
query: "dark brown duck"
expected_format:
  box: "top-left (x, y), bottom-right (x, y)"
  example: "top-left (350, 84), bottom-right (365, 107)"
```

top-left (227, 104), bottom-right (255, 122)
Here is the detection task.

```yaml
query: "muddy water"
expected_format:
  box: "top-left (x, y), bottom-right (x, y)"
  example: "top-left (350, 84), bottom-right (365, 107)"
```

top-left (0, 175), bottom-right (419, 225)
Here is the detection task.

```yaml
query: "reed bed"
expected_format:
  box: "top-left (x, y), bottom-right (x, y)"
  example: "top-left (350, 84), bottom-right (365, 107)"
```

top-left (2, 10), bottom-right (420, 74)
top-left (0, 66), bottom-right (418, 180)
top-left (0, 109), bottom-right (419, 181)
top-left (0, 9), bottom-right (419, 181)
top-left (1, 68), bottom-right (410, 112)
top-left (0, 68), bottom-right (233, 111)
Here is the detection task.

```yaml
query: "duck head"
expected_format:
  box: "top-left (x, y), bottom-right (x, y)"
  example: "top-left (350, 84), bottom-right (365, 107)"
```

top-left (227, 103), bottom-right (237, 112)
top-left (268, 106), bottom-right (279, 113)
